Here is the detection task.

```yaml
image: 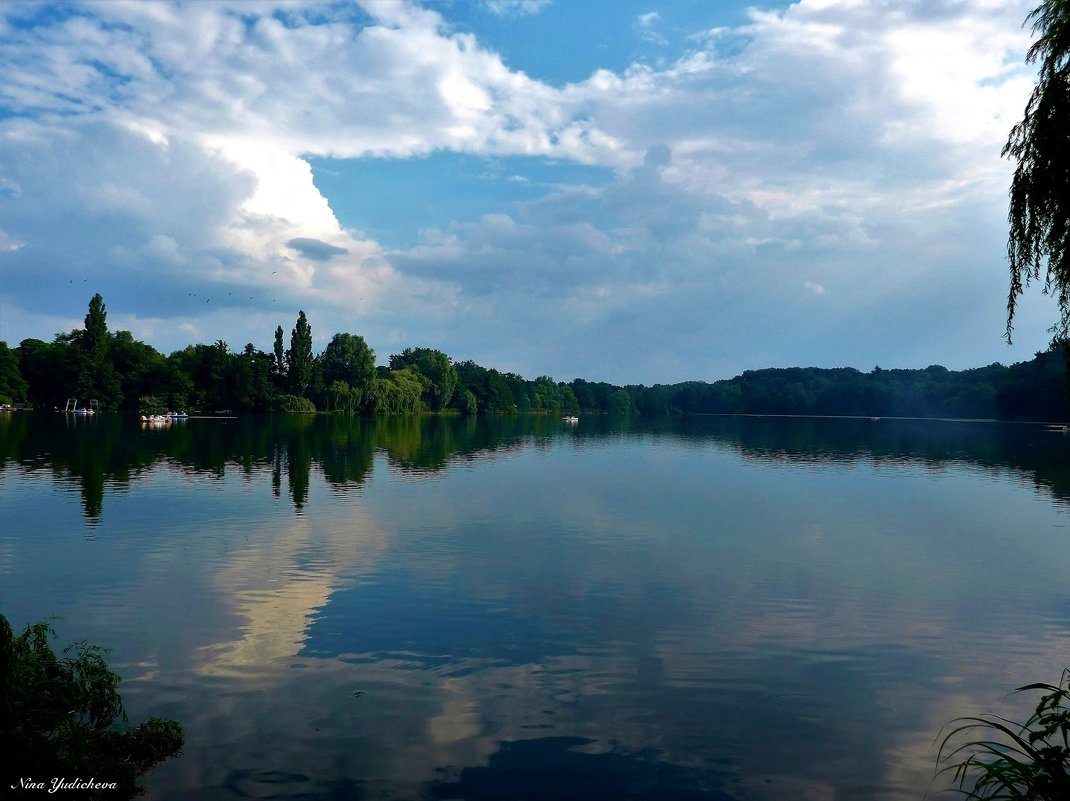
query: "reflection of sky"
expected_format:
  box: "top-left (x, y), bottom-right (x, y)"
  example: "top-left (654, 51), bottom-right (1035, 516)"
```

top-left (3, 420), bottom-right (1070, 799)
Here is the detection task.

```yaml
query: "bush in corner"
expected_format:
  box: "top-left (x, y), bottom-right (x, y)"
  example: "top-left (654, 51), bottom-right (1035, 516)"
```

top-left (1, 613), bottom-right (185, 799)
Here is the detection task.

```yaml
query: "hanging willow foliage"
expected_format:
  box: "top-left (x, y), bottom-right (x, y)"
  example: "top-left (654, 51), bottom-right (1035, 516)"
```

top-left (1005, 0), bottom-right (1070, 343)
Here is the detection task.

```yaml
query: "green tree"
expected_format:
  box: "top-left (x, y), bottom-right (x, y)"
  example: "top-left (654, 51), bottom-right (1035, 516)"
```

top-left (167, 343), bottom-right (234, 411)
top-left (531, 375), bottom-right (563, 412)
top-left (368, 368), bottom-right (425, 414)
top-left (502, 372), bottom-right (531, 412)
top-left (389, 348), bottom-right (458, 411)
top-left (1, 614), bottom-right (184, 798)
top-left (0, 341), bottom-right (28, 403)
top-left (286, 311), bottom-right (314, 398)
top-left (609, 388), bottom-right (633, 415)
top-left (272, 325), bottom-right (286, 385)
top-left (485, 370), bottom-right (516, 413)
top-left (83, 293), bottom-right (109, 363)
top-left (453, 387), bottom-right (478, 415)
top-left (75, 294), bottom-right (121, 409)
top-left (162, 362), bottom-right (194, 412)
top-left (558, 382), bottom-right (579, 414)
top-left (233, 344), bottom-right (274, 412)
top-left (318, 332), bottom-right (375, 409)
top-left (109, 331), bottom-right (167, 412)
top-left (18, 338), bottom-right (70, 409)
top-left (1005, 0), bottom-right (1070, 343)
top-left (325, 379), bottom-right (358, 413)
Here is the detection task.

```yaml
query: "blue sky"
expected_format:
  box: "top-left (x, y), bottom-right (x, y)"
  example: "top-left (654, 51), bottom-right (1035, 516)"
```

top-left (0, 0), bottom-right (1057, 384)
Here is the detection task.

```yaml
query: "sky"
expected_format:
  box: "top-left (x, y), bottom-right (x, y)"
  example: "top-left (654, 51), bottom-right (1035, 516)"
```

top-left (0, 0), bottom-right (1059, 385)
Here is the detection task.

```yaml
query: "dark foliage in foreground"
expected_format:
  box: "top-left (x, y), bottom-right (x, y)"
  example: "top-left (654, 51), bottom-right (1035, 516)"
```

top-left (0, 613), bottom-right (184, 799)
top-left (935, 669), bottom-right (1070, 799)
top-left (1004, 0), bottom-right (1070, 345)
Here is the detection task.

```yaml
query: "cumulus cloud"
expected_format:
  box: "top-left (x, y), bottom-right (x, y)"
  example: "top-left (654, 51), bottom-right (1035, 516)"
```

top-left (0, 0), bottom-right (1050, 379)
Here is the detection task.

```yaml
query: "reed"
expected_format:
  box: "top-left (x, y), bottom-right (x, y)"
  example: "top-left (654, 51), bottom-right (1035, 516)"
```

top-left (935, 669), bottom-right (1070, 799)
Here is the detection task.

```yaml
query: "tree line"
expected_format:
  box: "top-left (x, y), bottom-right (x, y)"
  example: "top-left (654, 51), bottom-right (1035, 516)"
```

top-left (0, 293), bottom-right (1069, 421)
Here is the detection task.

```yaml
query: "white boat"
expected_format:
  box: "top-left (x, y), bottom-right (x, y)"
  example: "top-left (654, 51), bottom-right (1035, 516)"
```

top-left (65, 398), bottom-right (94, 414)
top-left (562, 415), bottom-right (579, 424)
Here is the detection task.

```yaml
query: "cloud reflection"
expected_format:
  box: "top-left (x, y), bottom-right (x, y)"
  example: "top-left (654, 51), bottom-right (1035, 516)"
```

top-left (194, 514), bottom-right (389, 683)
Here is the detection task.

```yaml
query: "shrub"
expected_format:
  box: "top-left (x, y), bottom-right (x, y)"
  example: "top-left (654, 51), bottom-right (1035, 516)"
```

top-left (273, 393), bottom-right (316, 413)
top-left (1, 614), bottom-right (184, 799)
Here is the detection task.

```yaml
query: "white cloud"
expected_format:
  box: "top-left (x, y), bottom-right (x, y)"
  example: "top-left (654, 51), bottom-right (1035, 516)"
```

top-left (484, 0), bottom-right (551, 16)
top-left (0, 0), bottom-right (1052, 378)
top-left (0, 229), bottom-right (24, 253)
top-left (635, 11), bottom-right (667, 45)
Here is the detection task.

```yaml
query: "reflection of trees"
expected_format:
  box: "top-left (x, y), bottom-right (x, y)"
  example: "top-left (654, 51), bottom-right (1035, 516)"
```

top-left (683, 416), bottom-right (1070, 504)
top-left (284, 417), bottom-right (314, 511)
top-left (1, 413), bottom-right (159, 523)
top-left (375, 416), bottom-right (457, 472)
top-left (8, 412), bottom-right (1070, 523)
top-left (319, 417), bottom-right (376, 486)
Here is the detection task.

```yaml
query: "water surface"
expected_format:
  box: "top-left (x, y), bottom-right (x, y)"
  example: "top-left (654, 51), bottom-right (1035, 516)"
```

top-left (2, 413), bottom-right (1069, 800)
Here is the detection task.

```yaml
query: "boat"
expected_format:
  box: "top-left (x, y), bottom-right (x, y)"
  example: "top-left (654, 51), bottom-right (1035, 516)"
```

top-left (562, 415), bottom-right (579, 424)
top-left (65, 398), bottom-right (97, 415)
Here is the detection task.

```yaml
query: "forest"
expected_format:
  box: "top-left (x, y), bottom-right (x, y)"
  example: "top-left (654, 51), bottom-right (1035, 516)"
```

top-left (1, 293), bottom-right (1069, 422)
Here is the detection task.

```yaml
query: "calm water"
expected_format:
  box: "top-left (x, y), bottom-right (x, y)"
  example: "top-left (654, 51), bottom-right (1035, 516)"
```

top-left (3, 413), bottom-right (1070, 800)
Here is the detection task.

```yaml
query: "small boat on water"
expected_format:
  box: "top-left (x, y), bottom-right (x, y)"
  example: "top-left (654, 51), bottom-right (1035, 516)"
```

top-left (65, 398), bottom-right (98, 415)
top-left (562, 415), bottom-right (579, 424)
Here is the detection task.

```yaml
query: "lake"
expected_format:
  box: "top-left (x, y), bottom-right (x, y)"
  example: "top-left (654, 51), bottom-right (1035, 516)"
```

top-left (2, 412), bottom-right (1070, 800)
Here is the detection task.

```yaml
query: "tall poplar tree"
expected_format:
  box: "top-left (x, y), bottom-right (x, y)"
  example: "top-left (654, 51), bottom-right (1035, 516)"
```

top-left (83, 293), bottom-right (109, 362)
top-left (272, 325), bottom-right (285, 380)
top-left (286, 311), bottom-right (313, 397)
top-left (76, 293), bottom-right (120, 408)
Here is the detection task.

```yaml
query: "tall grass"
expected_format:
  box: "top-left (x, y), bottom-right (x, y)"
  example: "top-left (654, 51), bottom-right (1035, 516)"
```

top-left (935, 669), bottom-right (1070, 799)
